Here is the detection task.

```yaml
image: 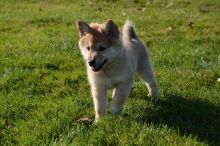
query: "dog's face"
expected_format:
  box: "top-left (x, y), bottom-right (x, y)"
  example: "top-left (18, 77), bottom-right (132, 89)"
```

top-left (76, 20), bottom-right (121, 72)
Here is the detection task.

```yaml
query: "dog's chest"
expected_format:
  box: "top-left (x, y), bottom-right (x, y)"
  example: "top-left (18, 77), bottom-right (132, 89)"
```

top-left (88, 70), bottom-right (130, 89)
top-left (104, 69), bottom-right (132, 88)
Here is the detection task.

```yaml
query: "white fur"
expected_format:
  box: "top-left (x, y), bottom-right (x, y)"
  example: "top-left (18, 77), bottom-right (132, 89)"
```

top-left (77, 20), bottom-right (158, 122)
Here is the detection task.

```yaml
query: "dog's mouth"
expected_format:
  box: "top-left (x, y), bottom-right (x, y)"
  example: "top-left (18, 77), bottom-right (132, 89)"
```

top-left (91, 59), bottom-right (108, 72)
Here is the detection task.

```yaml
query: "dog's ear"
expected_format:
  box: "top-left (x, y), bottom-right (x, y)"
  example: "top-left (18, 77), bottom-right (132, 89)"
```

top-left (76, 21), bottom-right (91, 37)
top-left (103, 20), bottom-right (119, 39)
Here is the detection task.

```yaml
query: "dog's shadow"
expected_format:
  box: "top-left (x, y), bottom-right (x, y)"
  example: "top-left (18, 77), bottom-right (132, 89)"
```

top-left (127, 94), bottom-right (220, 145)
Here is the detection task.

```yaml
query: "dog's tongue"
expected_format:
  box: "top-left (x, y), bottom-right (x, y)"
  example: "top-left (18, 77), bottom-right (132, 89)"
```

top-left (92, 67), bottom-right (101, 72)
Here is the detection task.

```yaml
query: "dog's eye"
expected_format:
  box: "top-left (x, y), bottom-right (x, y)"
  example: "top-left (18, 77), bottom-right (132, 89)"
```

top-left (99, 46), bottom-right (106, 52)
top-left (86, 46), bottom-right (90, 51)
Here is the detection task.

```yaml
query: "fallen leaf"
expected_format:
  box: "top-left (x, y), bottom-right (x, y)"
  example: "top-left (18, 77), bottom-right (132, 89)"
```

top-left (77, 116), bottom-right (93, 123)
top-left (136, 7), bottom-right (146, 12)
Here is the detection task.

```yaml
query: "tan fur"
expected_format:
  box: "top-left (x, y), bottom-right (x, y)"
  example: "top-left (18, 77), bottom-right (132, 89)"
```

top-left (76, 20), bottom-right (158, 122)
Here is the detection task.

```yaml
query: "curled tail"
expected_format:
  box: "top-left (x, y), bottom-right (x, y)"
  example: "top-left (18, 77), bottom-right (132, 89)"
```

top-left (122, 20), bottom-right (138, 43)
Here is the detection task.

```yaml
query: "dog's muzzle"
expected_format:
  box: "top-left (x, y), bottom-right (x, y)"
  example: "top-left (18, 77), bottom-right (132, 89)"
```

top-left (88, 59), bottom-right (108, 72)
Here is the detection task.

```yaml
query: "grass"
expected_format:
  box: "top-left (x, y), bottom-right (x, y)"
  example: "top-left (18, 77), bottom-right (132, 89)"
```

top-left (0, 0), bottom-right (220, 145)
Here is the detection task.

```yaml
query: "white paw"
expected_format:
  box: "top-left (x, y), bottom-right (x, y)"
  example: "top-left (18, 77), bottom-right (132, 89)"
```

top-left (110, 105), bottom-right (123, 115)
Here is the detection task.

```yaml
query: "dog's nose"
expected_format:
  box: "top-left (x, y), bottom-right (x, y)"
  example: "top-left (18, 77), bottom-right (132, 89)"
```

top-left (88, 60), bottom-right (96, 67)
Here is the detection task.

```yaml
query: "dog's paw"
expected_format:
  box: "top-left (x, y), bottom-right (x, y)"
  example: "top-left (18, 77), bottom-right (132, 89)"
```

top-left (148, 92), bottom-right (159, 102)
top-left (148, 91), bottom-right (159, 97)
top-left (110, 106), bottom-right (123, 115)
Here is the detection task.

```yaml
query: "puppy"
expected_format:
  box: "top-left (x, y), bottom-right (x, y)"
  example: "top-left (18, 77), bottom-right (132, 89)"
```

top-left (76, 20), bottom-right (158, 122)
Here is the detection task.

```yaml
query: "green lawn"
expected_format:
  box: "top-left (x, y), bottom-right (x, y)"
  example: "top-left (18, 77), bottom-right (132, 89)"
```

top-left (0, 0), bottom-right (220, 145)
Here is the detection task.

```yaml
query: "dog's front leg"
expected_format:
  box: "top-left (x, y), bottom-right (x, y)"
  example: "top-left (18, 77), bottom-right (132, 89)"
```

top-left (91, 87), bottom-right (107, 122)
top-left (111, 81), bottom-right (133, 115)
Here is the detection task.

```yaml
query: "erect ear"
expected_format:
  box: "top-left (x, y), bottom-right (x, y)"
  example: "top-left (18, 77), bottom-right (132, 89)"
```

top-left (76, 21), bottom-right (91, 37)
top-left (103, 20), bottom-right (119, 39)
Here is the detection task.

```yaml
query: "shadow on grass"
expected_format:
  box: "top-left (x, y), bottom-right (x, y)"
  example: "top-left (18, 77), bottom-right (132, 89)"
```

top-left (136, 95), bottom-right (220, 145)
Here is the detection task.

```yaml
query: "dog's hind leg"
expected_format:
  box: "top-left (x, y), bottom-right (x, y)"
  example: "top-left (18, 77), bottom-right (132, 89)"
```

top-left (137, 55), bottom-right (158, 97)
top-left (111, 81), bottom-right (133, 115)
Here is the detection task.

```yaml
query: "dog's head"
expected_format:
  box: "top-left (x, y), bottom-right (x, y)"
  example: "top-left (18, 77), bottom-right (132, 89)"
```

top-left (76, 20), bottom-right (121, 72)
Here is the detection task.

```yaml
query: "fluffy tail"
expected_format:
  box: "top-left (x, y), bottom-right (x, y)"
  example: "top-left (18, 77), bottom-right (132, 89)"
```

top-left (122, 20), bottom-right (137, 42)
